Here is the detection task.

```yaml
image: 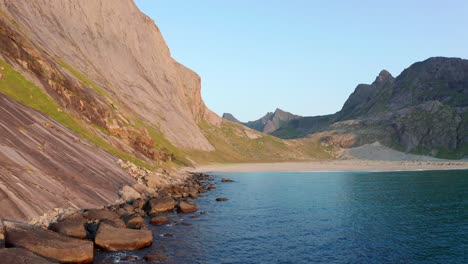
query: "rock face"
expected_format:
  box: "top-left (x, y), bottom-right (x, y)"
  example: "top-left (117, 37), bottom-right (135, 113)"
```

top-left (94, 223), bottom-right (153, 251)
top-left (0, 248), bottom-right (56, 264)
top-left (0, 94), bottom-right (133, 221)
top-left (222, 113), bottom-right (241, 123)
top-left (272, 57), bottom-right (468, 158)
top-left (4, 221), bottom-right (94, 263)
top-left (0, 0), bottom-right (220, 151)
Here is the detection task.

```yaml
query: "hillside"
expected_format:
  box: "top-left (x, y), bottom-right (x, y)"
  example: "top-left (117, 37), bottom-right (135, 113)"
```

top-left (0, 0), bottom-right (331, 220)
top-left (273, 57), bottom-right (468, 158)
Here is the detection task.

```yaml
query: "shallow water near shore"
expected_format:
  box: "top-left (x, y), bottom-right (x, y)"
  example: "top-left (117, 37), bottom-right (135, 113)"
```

top-left (97, 170), bottom-right (468, 263)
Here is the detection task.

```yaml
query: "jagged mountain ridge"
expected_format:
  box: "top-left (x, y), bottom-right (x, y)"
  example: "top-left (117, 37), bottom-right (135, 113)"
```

top-left (274, 57), bottom-right (468, 158)
top-left (223, 108), bottom-right (301, 134)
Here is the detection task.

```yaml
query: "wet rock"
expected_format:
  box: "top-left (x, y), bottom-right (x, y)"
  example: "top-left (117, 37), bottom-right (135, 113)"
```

top-left (207, 184), bottom-right (217, 190)
top-left (4, 220), bottom-right (93, 263)
top-left (149, 216), bottom-right (170, 226)
top-left (177, 201), bottom-right (198, 213)
top-left (147, 196), bottom-right (176, 214)
top-left (216, 197), bottom-right (229, 202)
top-left (221, 178), bottom-right (234, 182)
top-left (119, 185), bottom-right (141, 202)
top-left (95, 222), bottom-right (153, 251)
top-left (49, 213), bottom-right (87, 239)
top-left (0, 248), bottom-right (56, 264)
top-left (144, 253), bottom-right (166, 262)
top-left (123, 255), bottom-right (139, 261)
top-left (123, 214), bottom-right (145, 229)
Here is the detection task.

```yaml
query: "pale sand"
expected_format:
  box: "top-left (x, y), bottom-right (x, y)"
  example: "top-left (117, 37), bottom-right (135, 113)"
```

top-left (193, 160), bottom-right (468, 173)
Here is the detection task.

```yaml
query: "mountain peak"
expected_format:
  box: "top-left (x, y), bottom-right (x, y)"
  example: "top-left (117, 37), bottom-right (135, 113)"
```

top-left (376, 69), bottom-right (393, 82)
top-left (222, 113), bottom-right (241, 123)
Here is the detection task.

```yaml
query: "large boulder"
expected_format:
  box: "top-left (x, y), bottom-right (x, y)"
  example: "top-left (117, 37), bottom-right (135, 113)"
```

top-left (177, 201), bottom-right (198, 214)
top-left (4, 221), bottom-right (93, 263)
top-left (49, 213), bottom-right (87, 239)
top-left (95, 223), bottom-right (153, 251)
top-left (147, 196), bottom-right (176, 214)
top-left (0, 248), bottom-right (57, 264)
top-left (83, 209), bottom-right (120, 222)
top-left (123, 214), bottom-right (145, 229)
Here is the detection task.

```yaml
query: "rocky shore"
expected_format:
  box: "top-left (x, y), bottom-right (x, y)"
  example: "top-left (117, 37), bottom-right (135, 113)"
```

top-left (0, 160), bottom-right (219, 263)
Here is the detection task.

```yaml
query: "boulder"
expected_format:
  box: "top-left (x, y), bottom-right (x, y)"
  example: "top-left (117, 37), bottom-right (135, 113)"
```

top-left (132, 198), bottom-right (147, 211)
top-left (216, 197), bottom-right (229, 202)
top-left (0, 248), bottom-right (57, 264)
top-left (144, 253), bottom-right (166, 262)
top-left (49, 213), bottom-right (87, 239)
top-left (207, 184), bottom-right (217, 190)
top-left (133, 183), bottom-right (156, 197)
top-left (101, 218), bottom-right (126, 228)
top-left (149, 216), bottom-right (170, 226)
top-left (4, 221), bottom-right (93, 263)
top-left (95, 223), bottom-right (153, 251)
top-left (147, 196), bottom-right (176, 214)
top-left (119, 185), bottom-right (141, 202)
top-left (221, 178), bottom-right (234, 182)
top-left (83, 209), bottom-right (120, 222)
top-left (123, 214), bottom-right (145, 229)
top-left (177, 201), bottom-right (197, 213)
top-left (189, 191), bottom-right (200, 199)
top-left (145, 173), bottom-right (169, 189)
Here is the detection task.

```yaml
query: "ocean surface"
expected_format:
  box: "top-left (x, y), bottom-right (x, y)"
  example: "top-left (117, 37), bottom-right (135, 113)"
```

top-left (97, 170), bottom-right (468, 264)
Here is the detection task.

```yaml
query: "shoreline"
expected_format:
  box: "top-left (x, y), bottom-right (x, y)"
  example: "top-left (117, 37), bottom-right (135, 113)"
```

top-left (193, 160), bottom-right (468, 173)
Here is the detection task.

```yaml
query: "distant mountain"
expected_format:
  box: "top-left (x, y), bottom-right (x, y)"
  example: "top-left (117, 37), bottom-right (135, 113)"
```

top-left (222, 113), bottom-right (241, 123)
top-left (222, 108), bottom-right (301, 134)
top-left (273, 57), bottom-right (468, 158)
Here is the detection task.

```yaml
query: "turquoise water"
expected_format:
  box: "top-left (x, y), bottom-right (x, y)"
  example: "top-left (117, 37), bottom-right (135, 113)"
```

top-left (98, 170), bottom-right (468, 263)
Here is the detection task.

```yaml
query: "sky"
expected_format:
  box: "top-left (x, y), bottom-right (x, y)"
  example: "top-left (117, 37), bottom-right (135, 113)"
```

top-left (135, 0), bottom-right (468, 122)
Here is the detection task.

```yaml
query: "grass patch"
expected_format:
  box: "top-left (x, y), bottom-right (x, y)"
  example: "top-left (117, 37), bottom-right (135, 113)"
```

top-left (55, 57), bottom-right (108, 98)
top-left (0, 58), bottom-right (154, 169)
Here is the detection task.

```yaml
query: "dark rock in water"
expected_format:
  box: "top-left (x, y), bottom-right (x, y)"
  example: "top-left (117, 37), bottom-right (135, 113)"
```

top-left (175, 221), bottom-right (192, 226)
top-left (4, 220), bottom-right (93, 263)
top-left (94, 222), bottom-right (153, 251)
top-left (144, 253), bottom-right (166, 262)
top-left (177, 201), bottom-right (198, 213)
top-left (221, 178), bottom-right (234, 182)
top-left (149, 216), bottom-right (171, 226)
top-left (49, 213), bottom-right (87, 239)
top-left (0, 248), bottom-right (56, 264)
top-left (123, 214), bottom-right (145, 229)
top-left (207, 184), bottom-right (217, 190)
top-left (162, 233), bottom-right (173, 237)
top-left (0, 219), bottom-right (4, 248)
top-left (147, 196), bottom-right (176, 214)
top-left (216, 197), bottom-right (229, 202)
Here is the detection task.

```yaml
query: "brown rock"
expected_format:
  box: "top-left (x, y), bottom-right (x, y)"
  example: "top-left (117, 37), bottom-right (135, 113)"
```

top-left (0, 219), bottom-right (4, 248)
top-left (208, 184), bottom-right (217, 190)
top-left (4, 220), bottom-right (93, 263)
top-left (144, 253), bottom-right (166, 262)
top-left (216, 197), bottom-right (229, 202)
top-left (147, 196), bottom-right (176, 214)
top-left (123, 214), bottom-right (145, 229)
top-left (189, 191), bottom-right (200, 199)
top-left (83, 209), bottom-right (120, 222)
top-left (95, 223), bottom-right (153, 251)
top-left (0, 248), bottom-right (56, 264)
top-left (119, 185), bottom-right (141, 202)
top-left (177, 201), bottom-right (197, 214)
top-left (132, 198), bottom-right (147, 210)
top-left (49, 213), bottom-right (87, 239)
top-left (101, 218), bottom-right (126, 228)
top-left (149, 216), bottom-right (170, 226)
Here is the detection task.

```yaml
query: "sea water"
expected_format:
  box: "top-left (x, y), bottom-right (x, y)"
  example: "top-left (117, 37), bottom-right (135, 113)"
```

top-left (97, 170), bottom-right (468, 264)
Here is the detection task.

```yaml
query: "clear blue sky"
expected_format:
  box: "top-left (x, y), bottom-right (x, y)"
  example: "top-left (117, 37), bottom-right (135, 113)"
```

top-left (135, 0), bottom-right (468, 122)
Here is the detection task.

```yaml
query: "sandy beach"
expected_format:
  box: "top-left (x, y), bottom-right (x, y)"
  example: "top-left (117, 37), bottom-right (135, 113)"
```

top-left (194, 160), bottom-right (468, 173)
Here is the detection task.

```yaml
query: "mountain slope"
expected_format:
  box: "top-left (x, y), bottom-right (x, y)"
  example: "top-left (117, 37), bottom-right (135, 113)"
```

top-left (274, 57), bottom-right (468, 158)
